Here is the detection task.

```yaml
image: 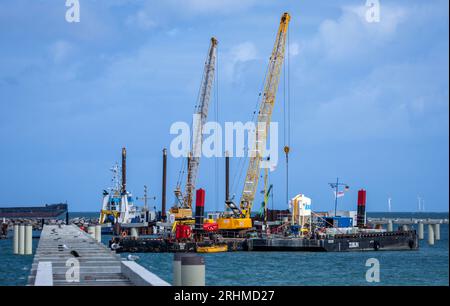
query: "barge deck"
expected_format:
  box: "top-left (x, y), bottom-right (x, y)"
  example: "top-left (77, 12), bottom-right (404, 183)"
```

top-left (110, 230), bottom-right (418, 253)
top-left (247, 230), bottom-right (418, 252)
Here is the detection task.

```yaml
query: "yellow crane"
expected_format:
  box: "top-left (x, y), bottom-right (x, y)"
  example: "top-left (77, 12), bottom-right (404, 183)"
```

top-left (217, 12), bottom-right (291, 231)
top-left (170, 37), bottom-right (218, 220)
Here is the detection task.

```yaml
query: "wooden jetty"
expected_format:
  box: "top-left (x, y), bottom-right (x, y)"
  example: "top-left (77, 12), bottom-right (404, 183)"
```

top-left (28, 224), bottom-right (170, 286)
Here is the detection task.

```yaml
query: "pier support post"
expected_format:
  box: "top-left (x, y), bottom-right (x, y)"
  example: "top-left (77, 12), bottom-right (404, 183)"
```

top-left (427, 224), bottom-right (434, 245)
top-left (418, 222), bottom-right (424, 240)
top-left (13, 224), bottom-right (19, 254)
top-left (19, 224), bottom-right (25, 255)
top-left (25, 224), bottom-right (32, 255)
top-left (173, 253), bottom-right (182, 286)
top-left (181, 255), bottom-right (205, 286)
top-left (434, 224), bottom-right (440, 241)
top-left (88, 226), bottom-right (95, 239)
top-left (173, 254), bottom-right (196, 286)
top-left (95, 225), bottom-right (102, 243)
top-left (387, 220), bottom-right (393, 232)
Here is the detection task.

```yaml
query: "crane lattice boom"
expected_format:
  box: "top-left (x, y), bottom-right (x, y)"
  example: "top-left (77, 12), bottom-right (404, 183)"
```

top-left (239, 13), bottom-right (290, 216)
top-left (183, 37), bottom-right (218, 208)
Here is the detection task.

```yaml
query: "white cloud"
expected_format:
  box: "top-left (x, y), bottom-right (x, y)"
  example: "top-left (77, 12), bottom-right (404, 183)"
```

top-left (125, 10), bottom-right (157, 30)
top-left (165, 0), bottom-right (259, 15)
top-left (223, 42), bottom-right (258, 82)
top-left (49, 41), bottom-right (73, 63)
top-left (124, 0), bottom-right (260, 29)
top-left (297, 56), bottom-right (448, 144)
top-left (230, 42), bottom-right (258, 62)
top-left (306, 4), bottom-right (408, 61)
top-left (289, 42), bottom-right (300, 57)
top-left (167, 28), bottom-right (179, 37)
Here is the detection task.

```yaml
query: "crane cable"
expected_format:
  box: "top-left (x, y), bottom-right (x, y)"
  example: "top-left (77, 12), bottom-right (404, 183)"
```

top-left (283, 24), bottom-right (291, 208)
top-left (230, 59), bottom-right (270, 200)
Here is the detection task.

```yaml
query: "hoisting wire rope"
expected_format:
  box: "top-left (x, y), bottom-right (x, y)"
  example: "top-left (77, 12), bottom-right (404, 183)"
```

top-left (230, 59), bottom-right (270, 200)
top-left (283, 25), bottom-right (291, 209)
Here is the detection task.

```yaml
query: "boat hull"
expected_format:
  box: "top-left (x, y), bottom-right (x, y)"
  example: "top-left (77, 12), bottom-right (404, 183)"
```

top-left (247, 230), bottom-right (419, 252)
top-left (110, 231), bottom-right (418, 253)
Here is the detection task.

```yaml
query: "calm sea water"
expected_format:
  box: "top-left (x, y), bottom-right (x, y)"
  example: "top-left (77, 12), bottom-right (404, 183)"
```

top-left (1, 212), bottom-right (448, 286)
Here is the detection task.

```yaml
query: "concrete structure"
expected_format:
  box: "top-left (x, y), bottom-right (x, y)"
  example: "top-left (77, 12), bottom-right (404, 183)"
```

top-left (367, 218), bottom-right (448, 226)
top-left (173, 253), bottom-right (182, 286)
top-left (181, 255), bottom-right (205, 286)
top-left (418, 222), bottom-right (424, 240)
top-left (28, 225), bottom-right (170, 286)
top-left (19, 224), bottom-right (25, 255)
top-left (367, 217), bottom-right (447, 246)
top-left (88, 226), bottom-right (95, 239)
top-left (95, 225), bottom-right (102, 243)
top-left (13, 224), bottom-right (19, 254)
top-left (35, 262), bottom-right (53, 286)
top-left (387, 220), bottom-right (393, 232)
top-left (428, 224), bottom-right (435, 245)
top-left (121, 261), bottom-right (170, 286)
top-left (434, 223), bottom-right (440, 240)
top-left (173, 253), bottom-right (197, 286)
top-left (25, 224), bottom-right (32, 255)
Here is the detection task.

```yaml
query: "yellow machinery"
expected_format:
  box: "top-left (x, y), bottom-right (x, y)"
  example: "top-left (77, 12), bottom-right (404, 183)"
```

top-left (217, 13), bottom-right (291, 230)
top-left (169, 37), bottom-right (218, 220)
top-left (196, 244), bottom-right (228, 253)
top-left (169, 207), bottom-right (194, 220)
top-left (99, 210), bottom-right (120, 224)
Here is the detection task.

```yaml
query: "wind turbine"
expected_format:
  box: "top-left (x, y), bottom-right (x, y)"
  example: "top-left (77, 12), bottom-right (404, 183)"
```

top-left (417, 196), bottom-right (423, 212)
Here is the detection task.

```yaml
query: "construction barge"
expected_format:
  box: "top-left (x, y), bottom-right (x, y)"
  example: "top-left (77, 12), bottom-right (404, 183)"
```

top-left (109, 230), bottom-right (418, 253)
top-left (94, 14), bottom-right (421, 255)
top-left (247, 230), bottom-right (418, 252)
top-left (99, 147), bottom-right (420, 254)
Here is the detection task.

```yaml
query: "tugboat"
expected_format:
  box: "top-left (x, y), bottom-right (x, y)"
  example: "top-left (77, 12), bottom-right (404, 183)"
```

top-left (99, 163), bottom-right (140, 225)
top-left (99, 148), bottom-right (157, 236)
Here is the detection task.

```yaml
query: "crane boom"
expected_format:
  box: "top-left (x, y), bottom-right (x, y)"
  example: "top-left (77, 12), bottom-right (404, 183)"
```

top-left (183, 37), bottom-right (218, 209)
top-left (239, 13), bottom-right (290, 217)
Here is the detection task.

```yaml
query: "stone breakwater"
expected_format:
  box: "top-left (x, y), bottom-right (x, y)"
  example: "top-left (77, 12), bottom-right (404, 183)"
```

top-left (1, 217), bottom-right (99, 236)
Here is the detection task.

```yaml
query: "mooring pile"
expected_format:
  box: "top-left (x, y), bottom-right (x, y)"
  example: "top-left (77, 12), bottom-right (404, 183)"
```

top-left (12, 223), bottom-right (33, 255)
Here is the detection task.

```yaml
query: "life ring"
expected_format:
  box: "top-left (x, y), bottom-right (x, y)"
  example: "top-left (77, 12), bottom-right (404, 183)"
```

top-left (121, 231), bottom-right (128, 238)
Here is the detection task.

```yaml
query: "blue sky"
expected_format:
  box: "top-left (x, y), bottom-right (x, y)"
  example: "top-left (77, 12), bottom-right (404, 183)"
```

top-left (0, 0), bottom-right (448, 212)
